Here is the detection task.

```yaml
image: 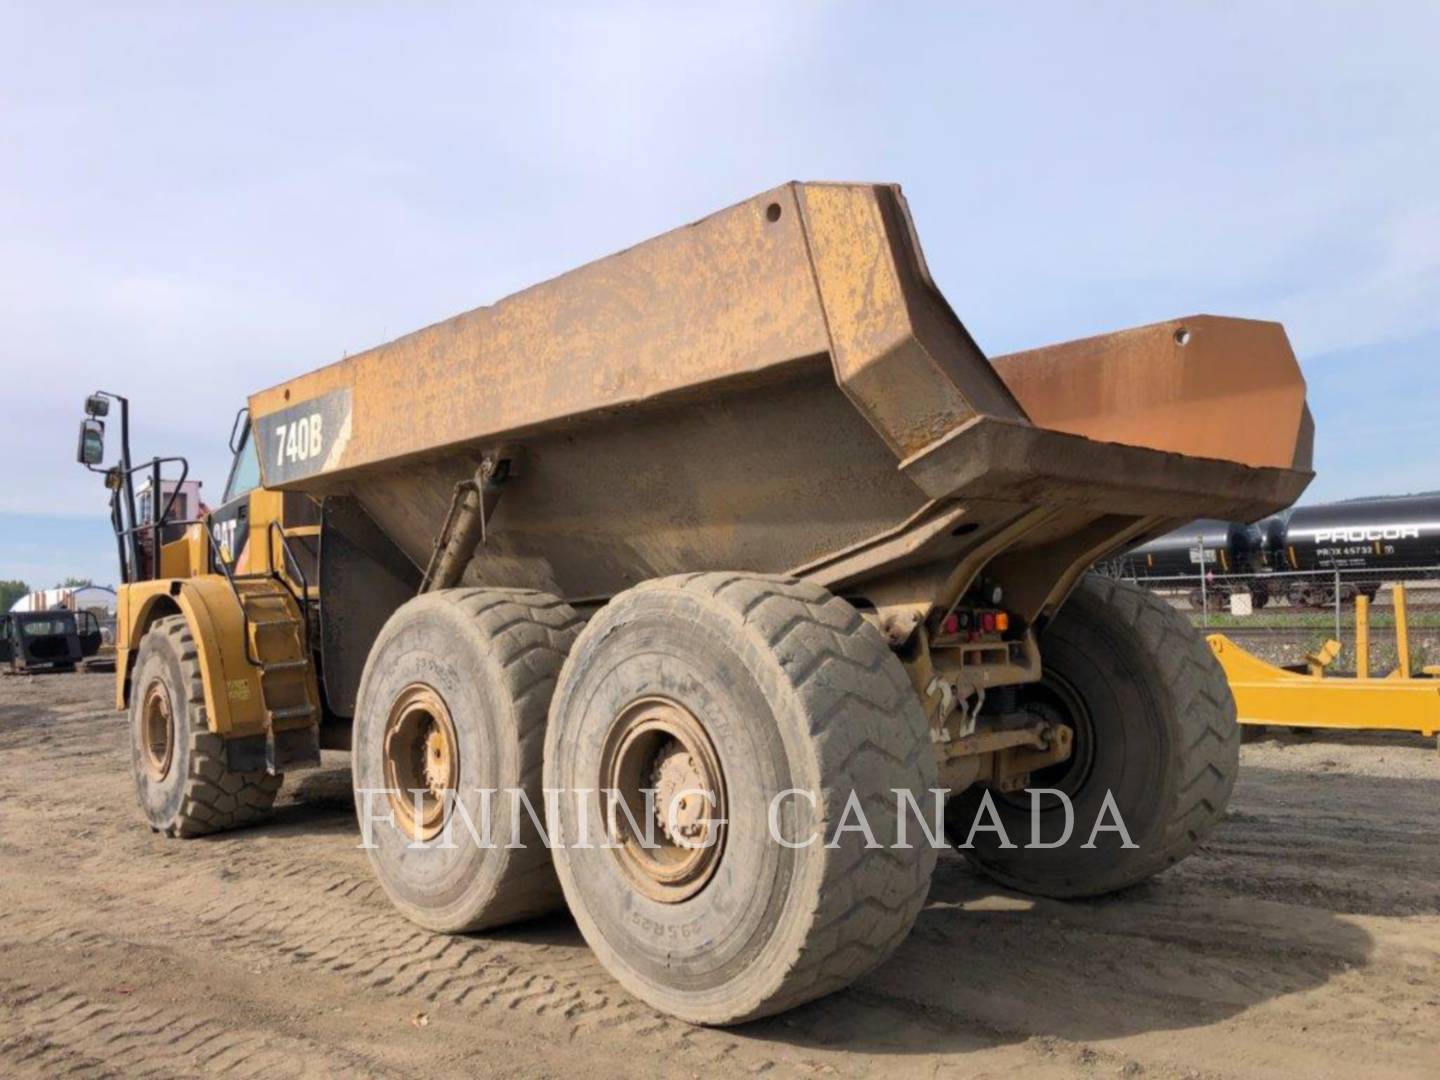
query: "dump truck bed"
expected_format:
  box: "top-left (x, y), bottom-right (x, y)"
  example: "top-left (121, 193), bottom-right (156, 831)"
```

top-left (247, 182), bottom-right (1311, 623)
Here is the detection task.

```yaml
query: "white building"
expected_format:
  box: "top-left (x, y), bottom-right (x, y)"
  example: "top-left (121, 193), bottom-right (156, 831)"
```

top-left (9, 585), bottom-right (118, 615)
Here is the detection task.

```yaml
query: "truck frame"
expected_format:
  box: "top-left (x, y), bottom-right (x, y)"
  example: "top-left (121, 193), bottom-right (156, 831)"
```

top-left (78, 182), bottom-right (1312, 1024)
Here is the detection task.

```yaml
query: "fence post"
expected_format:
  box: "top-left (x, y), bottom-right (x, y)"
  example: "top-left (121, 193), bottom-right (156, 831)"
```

top-left (1200, 566), bottom-right (1208, 628)
top-left (1333, 569), bottom-right (1341, 645)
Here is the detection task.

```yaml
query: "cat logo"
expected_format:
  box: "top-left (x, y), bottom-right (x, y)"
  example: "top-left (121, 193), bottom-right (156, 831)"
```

top-left (213, 517), bottom-right (239, 565)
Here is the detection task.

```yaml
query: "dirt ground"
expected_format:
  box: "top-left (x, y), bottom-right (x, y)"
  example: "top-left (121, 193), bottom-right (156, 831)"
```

top-left (1, 673), bottom-right (1435, 1078)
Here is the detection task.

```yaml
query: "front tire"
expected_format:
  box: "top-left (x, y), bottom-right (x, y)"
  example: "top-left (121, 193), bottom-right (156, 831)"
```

top-left (545, 574), bottom-right (937, 1026)
top-left (948, 575), bottom-right (1240, 897)
top-left (130, 615), bottom-right (282, 837)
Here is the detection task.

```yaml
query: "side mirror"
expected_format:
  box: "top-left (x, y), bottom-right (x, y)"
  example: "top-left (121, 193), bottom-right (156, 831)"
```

top-left (85, 394), bottom-right (110, 418)
top-left (77, 418), bottom-right (105, 466)
top-left (228, 406), bottom-right (249, 454)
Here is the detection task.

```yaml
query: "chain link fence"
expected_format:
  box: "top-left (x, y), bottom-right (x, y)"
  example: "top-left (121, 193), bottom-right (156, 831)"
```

top-left (1101, 564), bottom-right (1440, 675)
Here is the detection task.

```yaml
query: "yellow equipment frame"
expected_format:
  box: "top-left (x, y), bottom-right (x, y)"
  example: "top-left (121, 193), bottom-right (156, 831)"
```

top-left (1207, 585), bottom-right (1440, 742)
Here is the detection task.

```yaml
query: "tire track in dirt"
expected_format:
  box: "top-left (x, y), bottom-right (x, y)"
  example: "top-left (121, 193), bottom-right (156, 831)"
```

top-left (0, 686), bottom-right (832, 1072)
top-left (3, 674), bottom-right (1439, 1078)
top-left (0, 976), bottom-right (395, 1079)
top-left (0, 790), bottom-right (802, 1074)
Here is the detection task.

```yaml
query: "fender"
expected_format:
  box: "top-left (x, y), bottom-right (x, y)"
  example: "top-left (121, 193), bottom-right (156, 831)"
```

top-left (115, 576), bottom-right (271, 738)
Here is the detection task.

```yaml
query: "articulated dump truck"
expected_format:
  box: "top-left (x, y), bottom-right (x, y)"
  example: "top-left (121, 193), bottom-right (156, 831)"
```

top-left (77, 182), bottom-right (1312, 1025)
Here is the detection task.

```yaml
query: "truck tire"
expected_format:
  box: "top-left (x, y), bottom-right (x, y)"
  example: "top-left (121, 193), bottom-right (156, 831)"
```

top-left (130, 615), bottom-right (282, 837)
top-left (545, 573), bottom-right (937, 1025)
top-left (353, 588), bottom-right (582, 933)
top-left (948, 575), bottom-right (1240, 897)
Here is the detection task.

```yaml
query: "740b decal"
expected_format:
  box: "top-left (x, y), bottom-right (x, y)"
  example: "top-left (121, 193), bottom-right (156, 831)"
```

top-left (253, 388), bottom-right (352, 486)
top-left (274, 413), bottom-right (324, 469)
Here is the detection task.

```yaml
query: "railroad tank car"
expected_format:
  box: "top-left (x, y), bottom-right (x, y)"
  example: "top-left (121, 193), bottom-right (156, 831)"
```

top-left (1114, 518), bottom-right (1270, 610)
top-left (1258, 513), bottom-right (1289, 561)
top-left (1276, 495), bottom-right (1440, 606)
top-left (1119, 518), bottom-right (1261, 578)
top-left (1279, 495), bottom-right (1440, 572)
top-left (1115, 497), bottom-right (1440, 611)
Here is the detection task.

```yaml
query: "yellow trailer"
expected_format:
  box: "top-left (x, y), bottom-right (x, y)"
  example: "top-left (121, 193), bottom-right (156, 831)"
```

top-left (1208, 587), bottom-right (1440, 743)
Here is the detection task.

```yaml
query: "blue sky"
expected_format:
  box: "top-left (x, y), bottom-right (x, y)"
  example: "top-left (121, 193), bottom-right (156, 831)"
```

top-left (2, 3), bottom-right (1437, 590)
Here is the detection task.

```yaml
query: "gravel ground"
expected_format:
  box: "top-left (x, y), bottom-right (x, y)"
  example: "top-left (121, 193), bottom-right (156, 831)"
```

top-left (1, 673), bottom-right (1436, 1078)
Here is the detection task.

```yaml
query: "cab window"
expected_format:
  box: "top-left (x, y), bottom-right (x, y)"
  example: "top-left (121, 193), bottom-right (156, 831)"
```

top-left (223, 424), bottom-right (263, 503)
top-left (22, 617), bottom-right (71, 637)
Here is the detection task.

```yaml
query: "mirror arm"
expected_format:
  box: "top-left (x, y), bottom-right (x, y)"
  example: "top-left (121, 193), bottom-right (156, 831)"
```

top-left (87, 391), bottom-right (140, 584)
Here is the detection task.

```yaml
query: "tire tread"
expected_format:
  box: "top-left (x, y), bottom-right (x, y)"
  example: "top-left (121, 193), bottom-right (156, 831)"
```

top-left (625, 573), bottom-right (937, 1020)
top-left (416, 588), bottom-right (582, 929)
top-left (1080, 576), bottom-right (1241, 878)
top-left (139, 615), bottom-right (281, 838)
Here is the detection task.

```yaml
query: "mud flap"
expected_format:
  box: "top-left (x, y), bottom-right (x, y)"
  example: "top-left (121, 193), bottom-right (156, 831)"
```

top-left (224, 726), bottom-right (321, 774)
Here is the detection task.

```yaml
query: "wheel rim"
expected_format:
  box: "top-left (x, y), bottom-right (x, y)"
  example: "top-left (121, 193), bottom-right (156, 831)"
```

top-left (598, 696), bottom-right (727, 904)
top-left (382, 683), bottom-right (460, 842)
top-left (140, 679), bottom-right (175, 782)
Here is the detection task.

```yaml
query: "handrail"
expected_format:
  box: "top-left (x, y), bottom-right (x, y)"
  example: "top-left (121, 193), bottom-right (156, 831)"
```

top-left (107, 453), bottom-right (190, 583)
top-left (266, 520), bottom-right (313, 660)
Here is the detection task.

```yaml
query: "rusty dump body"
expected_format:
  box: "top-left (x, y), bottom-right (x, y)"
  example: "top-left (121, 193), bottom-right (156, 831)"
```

top-left (249, 182), bottom-right (1312, 650)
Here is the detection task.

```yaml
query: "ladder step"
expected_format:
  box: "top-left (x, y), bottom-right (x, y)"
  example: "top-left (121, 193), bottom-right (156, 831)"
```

top-left (268, 704), bottom-right (315, 722)
top-left (261, 659), bottom-right (308, 673)
top-left (252, 617), bottom-right (298, 628)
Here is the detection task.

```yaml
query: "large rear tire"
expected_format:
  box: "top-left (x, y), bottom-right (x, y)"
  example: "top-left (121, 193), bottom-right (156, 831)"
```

top-left (545, 574), bottom-right (937, 1026)
top-left (130, 615), bottom-right (282, 837)
top-left (948, 575), bottom-right (1240, 897)
top-left (353, 588), bottom-right (582, 932)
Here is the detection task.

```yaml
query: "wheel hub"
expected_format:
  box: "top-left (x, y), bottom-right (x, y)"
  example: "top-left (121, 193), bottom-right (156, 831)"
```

top-left (140, 679), bottom-right (175, 782)
top-left (649, 743), bottom-right (708, 845)
top-left (1002, 672), bottom-right (1096, 808)
top-left (422, 727), bottom-right (452, 793)
top-left (600, 696), bottom-right (726, 903)
top-left (382, 684), bottom-right (460, 842)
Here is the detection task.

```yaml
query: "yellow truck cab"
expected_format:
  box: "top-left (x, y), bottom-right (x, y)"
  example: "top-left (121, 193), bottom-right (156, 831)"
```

top-left (78, 396), bottom-right (322, 831)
